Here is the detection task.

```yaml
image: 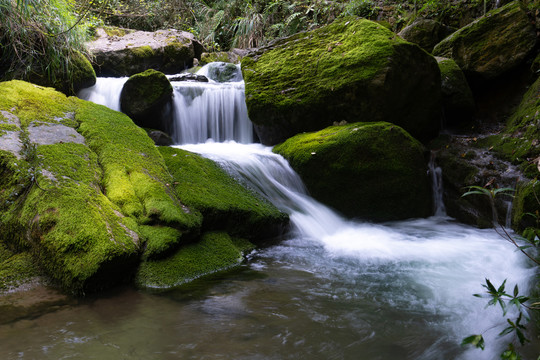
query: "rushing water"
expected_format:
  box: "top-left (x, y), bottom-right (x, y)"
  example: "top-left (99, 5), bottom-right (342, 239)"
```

top-left (3, 65), bottom-right (538, 359)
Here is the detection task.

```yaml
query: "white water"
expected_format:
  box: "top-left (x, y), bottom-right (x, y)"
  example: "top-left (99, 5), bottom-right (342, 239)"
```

top-left (179, 142), bottom-right (536, 359)
top-left (74, 64), bottom-right (539, 359)
top-left (77, 77), bottom-right (128, 111)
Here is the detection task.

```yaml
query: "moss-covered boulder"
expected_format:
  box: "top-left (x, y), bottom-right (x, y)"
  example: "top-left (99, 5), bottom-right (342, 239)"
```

top-left (0, 80), bottom-right (201, 294)
top-left (486, 76), bottom-right (540, 178)
top-left (159, 146), bottom-right (289, 242)
top-left (120, 69), bottom-right (173, 131)
top-left (432, 1), bottom-right (537, 82)
top-left (242, 18), bottom-right (441, 145)
top-left (135, 231), bottom-right (253, 289)
top-left (398, 18), bottom-right (454, 53)
top-left (88, 29), bottom-right (204, 77)
top-left (436, 57), bottom-right (475, 126)
top-left (273, 122), bottom-right (432, 221)
top-left (200, 49), bottom-right (249, 65)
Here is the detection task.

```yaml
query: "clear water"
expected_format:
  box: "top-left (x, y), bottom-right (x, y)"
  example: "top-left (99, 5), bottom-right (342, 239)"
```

top-left (7, 67), bottom-right (536, 360)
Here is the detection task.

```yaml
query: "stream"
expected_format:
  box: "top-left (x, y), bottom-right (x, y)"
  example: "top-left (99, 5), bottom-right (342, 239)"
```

top-left (1, 64), bottom-right (538, 359)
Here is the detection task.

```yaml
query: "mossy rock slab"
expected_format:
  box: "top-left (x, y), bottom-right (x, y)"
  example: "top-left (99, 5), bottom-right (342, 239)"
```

top-left (241, 17), bottom-right (441, 145)
top-left (0, 80), bottom-right (201, 294)
top-left (88, 29), bottom-right (202, 76)
top-left (432, 1), bottom-right (537, 81)
top-left (398, 18), bottom-right (454, 53)
top-left (159, 146), bottom-right (289, 242)
top-left (120, 69), bottom-right (173, 131)
top-left (135, 232), bottom-right (254, 289)
top-left (436, 57), bottom-right (475, 126)
top-left (273, 122), bottom-right (432, 221)
top-left (513, 179), bottom-right (540, 235)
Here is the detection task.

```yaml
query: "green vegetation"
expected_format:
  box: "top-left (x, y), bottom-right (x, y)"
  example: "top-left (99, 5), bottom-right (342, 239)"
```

top-left (0, 243), bottom-right (40, 291)
top-left (461, 186), bottom-right (540, 360)
top-left (74, 0), bottom-right (521, 51)
top-left (0, 0), bottom-right (94, 94)
top-left (135, 231), bottom-right (254, 289)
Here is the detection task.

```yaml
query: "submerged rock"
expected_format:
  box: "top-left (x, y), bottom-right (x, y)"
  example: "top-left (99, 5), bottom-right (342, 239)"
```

top-left (273, 122), bottom-right (432, 221)
top-left (120, 69), bottom-right (173, 131)
top-left (433, 1), bottom-right (537, 82)
top-left (242, 18), bottom-right (441, 145)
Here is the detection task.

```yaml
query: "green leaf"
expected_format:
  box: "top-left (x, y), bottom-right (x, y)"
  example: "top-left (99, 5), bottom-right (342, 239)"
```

top-left (513, 284), bottom-right (518, 298)
top-left (461, 334), bottom-right (485, 350)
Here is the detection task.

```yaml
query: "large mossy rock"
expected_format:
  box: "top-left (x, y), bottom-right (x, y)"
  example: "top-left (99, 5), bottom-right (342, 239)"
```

top-left (242, 18), bottom-right (442, 145)
top-left (88, 29), bottom-right (204, 77)
top-left (0, 80), bottom-right (201, 293)
top-left (432, 1), bottom-right (537, 82)
top-left (160, 146), bottom-right (289, 242)
top-left (120, 69), bottom-right (173, 131)
top-left (398, 18), bottom-right (454, 52)
top-left (273, 122), bottom-right (432, 221)
top-left (436, 57), bottom-right (475, 126)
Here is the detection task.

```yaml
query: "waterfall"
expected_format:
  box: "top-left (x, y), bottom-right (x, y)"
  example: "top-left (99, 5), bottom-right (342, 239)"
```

top-left (77, 77), bottom-right (128, 112)
top-left (429, 151), bottom-right (446, 216)
top-left (75, 64), bottom-right (537, 359)
top-left (170, 80), bottom-right (253, 144)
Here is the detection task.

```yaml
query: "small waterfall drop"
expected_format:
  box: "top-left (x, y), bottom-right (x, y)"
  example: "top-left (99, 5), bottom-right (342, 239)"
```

top-left (170, 63), bottom-right (254, 144)
top-left (77, 77), bottom-right (128, 112)
top-left (429, 151), bottom-right (446, 216)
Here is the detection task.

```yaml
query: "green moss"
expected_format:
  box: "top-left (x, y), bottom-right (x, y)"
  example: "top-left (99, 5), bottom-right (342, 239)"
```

top-left (273, 122), bottom-right (431, 220)
top-left (487, 77), bottom-right (540, 178)
top-left (131, 45), bottom-right (155, 59)
top-left (0, 81), bottom-right (77, 127)
top-left (432, 2), bottom-right (536, 79)
top-left (135, 232), bottom-right (253, 289)
top-left (159, 146), bottom-right (287, 241)
top-left (119, 69), bottom-right (173, 121)
top-left (102, 26), bottom-right (133, 37)
top-left (242, 19), bottom-right (396, 116)
top-left (138, 225), bottom-right (182, 260)
top-left (0, 80), bottom-right (204, 293)
top-left (0, 244), bottom-right (40, 291)
top-left (242, 17), bottom-right (441, 144)
top-left (513, 179), bottom-right (540, 232)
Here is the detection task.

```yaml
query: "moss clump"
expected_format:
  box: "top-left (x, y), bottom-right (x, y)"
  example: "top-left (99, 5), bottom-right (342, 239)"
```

top-left (159, 146), bottom-right (288, 242)
top-left (119, 69), bottom-right (173, 129)
top-left (242, 17), bottom-right (441, 144)
top-left (433, 2), bottom-right (536, 80)
top-left (135, 232), bottom-right (253, 289)
top-left (273, 122), bottom-right (432, 221)
top-left (131, 45), bottom-right (155, 59)
top-left (0, 243), bottom-right (41, 291)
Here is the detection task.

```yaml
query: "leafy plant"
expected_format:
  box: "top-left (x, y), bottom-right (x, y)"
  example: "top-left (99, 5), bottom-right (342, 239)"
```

top-left (461, 185), bottom-right (540, 358)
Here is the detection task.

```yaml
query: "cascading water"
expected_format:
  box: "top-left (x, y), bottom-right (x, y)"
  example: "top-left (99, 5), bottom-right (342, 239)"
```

top-left (429, 151), bottom-right (447, 217)
top-left (77, 77), bottom-right (128, 111)
top-left (3, 63), bottom-right (536, 360)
